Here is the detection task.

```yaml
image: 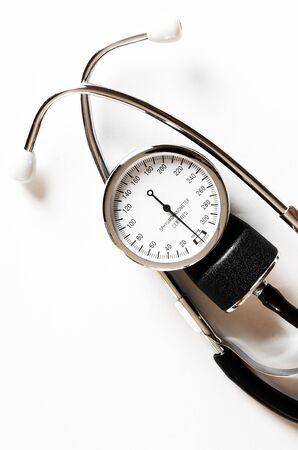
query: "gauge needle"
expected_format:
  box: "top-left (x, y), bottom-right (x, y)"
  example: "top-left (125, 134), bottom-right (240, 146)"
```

top-left (147, 189), bottom-right (204, 243)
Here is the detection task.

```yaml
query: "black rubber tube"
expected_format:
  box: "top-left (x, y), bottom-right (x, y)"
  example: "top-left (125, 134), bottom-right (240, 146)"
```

top-left (214, 347), bottom-right (298, 423)
top-left (258, 284), bottom-right (298, 329)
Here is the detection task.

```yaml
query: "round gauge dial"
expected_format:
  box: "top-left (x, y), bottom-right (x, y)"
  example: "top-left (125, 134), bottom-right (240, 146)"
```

top-left (103, 145), bottom-right (229, 271)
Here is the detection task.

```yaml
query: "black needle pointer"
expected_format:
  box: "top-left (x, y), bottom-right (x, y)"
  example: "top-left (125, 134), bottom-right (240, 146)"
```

top-left (147, 189), bottom-right (204, 243)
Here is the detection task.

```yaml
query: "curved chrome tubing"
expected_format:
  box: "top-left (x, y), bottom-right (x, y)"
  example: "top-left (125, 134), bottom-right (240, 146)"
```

top-left (24, 83), bottom-right (298, 232)
top-left (79, 35), bottom-right (298, 232)
top-left (80, 33), bottom-right (147, 180)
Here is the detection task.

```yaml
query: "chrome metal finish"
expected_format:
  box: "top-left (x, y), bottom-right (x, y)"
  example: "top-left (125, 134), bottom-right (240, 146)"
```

top-left (158, 271), bottom-right (224, 353)
top-left (81, 33), bottom-right (147, 181)
top-left (158, 271), bottom-right (184, 302)
top-left (79, 36), bottom-right (297, 228)
top-left (226, 256), bottom-right (279, 312)
top-left (281, 206), bottom-right (298, 233)
top-left (103, 145), bottom-right (230, 271)
top-left (254, 280), bottom-right (268, 298)
top-left (81, 34), bottom-right (147, 84)
top-left (179, 297), bottom-right (224, 353)
top-left (24, 83), bottom-right (296, 234)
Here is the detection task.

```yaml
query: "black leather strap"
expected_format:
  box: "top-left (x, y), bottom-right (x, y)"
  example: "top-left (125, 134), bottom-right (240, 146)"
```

top-left (184, 214), bottom-right (278, 311)
top-left (214, 347), bottom-right (298, 423)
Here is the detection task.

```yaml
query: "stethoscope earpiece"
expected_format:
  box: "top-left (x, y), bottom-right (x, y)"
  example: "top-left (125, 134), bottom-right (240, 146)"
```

top-left (146, 16), bottom-right (182, 43)
top-left (10, 149), bottom-right (36, 183)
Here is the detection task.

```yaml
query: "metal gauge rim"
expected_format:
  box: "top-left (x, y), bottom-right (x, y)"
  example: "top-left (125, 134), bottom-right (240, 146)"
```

top-left (103, 145), bottom-right (230, 271)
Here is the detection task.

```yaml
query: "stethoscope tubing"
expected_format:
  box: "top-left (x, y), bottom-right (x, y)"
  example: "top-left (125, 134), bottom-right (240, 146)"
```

top-left (24, 82), bottom-right (298, 233)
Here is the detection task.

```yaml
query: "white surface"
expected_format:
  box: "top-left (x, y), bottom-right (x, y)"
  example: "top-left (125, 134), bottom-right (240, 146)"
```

top-left (1, 1), bottom-right (298, 449)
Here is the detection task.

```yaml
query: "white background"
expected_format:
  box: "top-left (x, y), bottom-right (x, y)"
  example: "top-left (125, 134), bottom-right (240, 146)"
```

top-left (1, 1), bottom-right (298, 448)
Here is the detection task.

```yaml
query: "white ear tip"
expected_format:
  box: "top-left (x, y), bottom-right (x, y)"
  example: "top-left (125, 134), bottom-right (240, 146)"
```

top-left (9, 150), bottom-right (36, 183)
top-left (147, 16), bottom-right (182, 43)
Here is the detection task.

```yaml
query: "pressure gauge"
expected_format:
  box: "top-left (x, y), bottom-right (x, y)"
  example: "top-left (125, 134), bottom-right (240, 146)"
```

top-left (103, 145), bottom-right (229, 271)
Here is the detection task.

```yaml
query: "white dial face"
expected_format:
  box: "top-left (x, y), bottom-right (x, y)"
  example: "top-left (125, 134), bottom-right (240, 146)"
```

top-left (104, 148), bottom-right (228, 270)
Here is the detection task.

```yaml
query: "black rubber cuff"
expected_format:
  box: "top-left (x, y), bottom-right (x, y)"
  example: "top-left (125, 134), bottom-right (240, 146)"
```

top-left (185, 214), bottom-right (278, 311)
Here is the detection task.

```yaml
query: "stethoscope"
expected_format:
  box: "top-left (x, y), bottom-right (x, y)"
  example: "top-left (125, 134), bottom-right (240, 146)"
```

top-left (10, 17), bottom-right (298, 422)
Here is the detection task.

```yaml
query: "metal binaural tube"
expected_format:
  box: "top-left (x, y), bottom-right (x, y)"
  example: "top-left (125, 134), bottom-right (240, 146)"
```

top-left (79, 34), bottom-right (298, 230)
top-left (80, 33), bottom-right (147, 181)
top-left (24, 83), bottom-right (298, 232)
top-left (81, 34), bottom-right (147, 84)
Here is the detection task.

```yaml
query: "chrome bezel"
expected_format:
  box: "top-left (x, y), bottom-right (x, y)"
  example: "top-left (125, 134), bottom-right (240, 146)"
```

top-left (103, 145), bottom-right (230, 271)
